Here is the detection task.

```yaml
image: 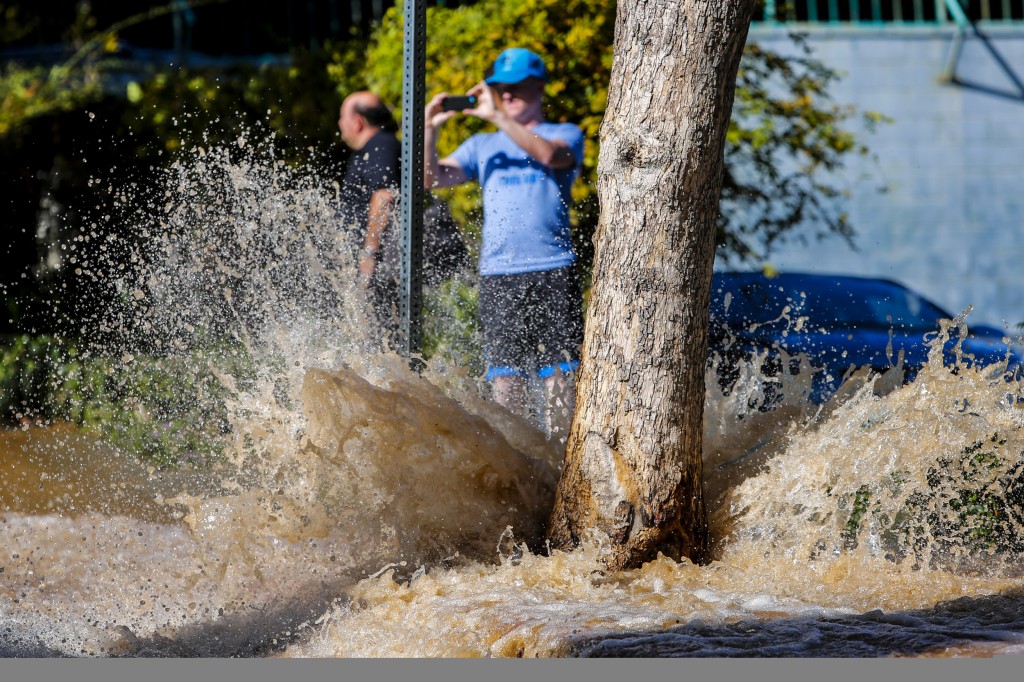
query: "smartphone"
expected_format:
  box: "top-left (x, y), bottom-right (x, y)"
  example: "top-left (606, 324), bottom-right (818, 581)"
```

top-left (441, 95), bottom-right (477, 112)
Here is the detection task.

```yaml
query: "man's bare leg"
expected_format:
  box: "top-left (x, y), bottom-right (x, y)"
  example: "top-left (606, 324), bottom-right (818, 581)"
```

top-left (542, 368), bottom-right (576, 443)
top-left (491, 374), bottom-right (530, 421)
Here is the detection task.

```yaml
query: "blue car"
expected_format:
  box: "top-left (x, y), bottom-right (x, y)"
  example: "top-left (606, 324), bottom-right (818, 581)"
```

top-left (708, 271), bottom-right (1023, 402)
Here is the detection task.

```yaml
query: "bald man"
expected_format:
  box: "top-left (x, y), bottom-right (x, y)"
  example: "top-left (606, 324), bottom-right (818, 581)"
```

top-left (338, 91), bottom-right (402, 337)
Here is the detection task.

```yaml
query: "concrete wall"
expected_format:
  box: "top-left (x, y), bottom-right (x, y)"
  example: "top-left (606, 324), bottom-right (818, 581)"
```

top-left (737, 25), bottom-right (1024, 329)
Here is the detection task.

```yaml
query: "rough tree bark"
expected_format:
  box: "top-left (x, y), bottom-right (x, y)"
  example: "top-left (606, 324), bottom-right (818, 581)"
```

top-left (547, 0), bottom-right (756, 570)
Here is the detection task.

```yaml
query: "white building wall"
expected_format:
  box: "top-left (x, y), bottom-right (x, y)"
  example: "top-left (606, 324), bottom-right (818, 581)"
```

top-left (739, 25), bottom-right (1024, 328)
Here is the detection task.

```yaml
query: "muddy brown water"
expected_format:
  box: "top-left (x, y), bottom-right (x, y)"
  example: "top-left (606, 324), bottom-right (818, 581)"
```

top-left (4, 140), bottom-right (1023, 657)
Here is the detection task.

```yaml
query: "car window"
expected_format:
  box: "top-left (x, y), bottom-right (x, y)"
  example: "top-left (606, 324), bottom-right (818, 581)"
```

top-left (803, 288), bottom-right (870, 326)
top-left (861, 289), bottom-right (944, 330)
top-left (714, 282), bottom-right (792, 326)
top-left (715, 281), bottom-right (868, 329)
top-left (803, 284), bottom-right (944, 330)
top-left (711, 276), bottom-right (950, 332)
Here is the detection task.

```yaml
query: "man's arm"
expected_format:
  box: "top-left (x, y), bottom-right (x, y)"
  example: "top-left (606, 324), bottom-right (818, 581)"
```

top-left (359, 187), bottom-right (395, 280)
top-left (466, 82), bottom-right (576, 169)
top-left (427, 157), bottom-right (468, 189)
top-left (424, 93), bottom-right (469, 189)
top-left (495, 118), bottom-right (575, 169)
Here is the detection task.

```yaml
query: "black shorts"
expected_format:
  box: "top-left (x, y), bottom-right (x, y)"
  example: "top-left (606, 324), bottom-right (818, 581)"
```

top-left (478, 265), bottom-right (583, 380)
top-left (367, 274), bottom-right (399, 348)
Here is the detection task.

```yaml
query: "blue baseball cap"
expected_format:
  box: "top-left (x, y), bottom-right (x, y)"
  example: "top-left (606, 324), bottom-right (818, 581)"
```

top-left (484, 48), bottom-right (547, 85)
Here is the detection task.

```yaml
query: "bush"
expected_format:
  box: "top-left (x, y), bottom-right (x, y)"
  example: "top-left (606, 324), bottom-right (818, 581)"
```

top-left (1, 334), bottom-right (255, 468)
top-left (838, 433), bottom-right (1024, 570)
top-left (422, 278), bottom-right (484, 376)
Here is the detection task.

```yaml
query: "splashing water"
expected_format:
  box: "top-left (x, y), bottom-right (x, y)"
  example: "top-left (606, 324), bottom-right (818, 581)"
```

top-left (3, 139), bottom-right (1024, 658)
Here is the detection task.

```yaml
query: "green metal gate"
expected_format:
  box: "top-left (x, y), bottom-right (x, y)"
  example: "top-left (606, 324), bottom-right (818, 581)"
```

top-left (756, 0), bottom-right (1024, 24)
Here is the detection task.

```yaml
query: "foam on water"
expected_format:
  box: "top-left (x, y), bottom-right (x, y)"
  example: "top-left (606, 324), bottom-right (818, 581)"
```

top-left (284, 339), bottom-right (1024, 658)
top-left (4, 139), bottom-right (1024, 657)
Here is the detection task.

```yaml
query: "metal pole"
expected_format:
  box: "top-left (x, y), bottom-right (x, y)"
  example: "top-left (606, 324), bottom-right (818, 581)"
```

top-left (399, 0), bottom-right (426, 358)
top-left (171, 0), bottom-right (195, 67)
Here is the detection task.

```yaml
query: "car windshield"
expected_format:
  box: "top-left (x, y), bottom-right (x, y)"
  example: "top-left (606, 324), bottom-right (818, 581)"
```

top-left (713, 277), bottom-right (949, 332)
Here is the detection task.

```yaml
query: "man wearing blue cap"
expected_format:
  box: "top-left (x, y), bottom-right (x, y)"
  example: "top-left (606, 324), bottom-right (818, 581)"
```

top-left (424, 47), bottom-right (585, 441)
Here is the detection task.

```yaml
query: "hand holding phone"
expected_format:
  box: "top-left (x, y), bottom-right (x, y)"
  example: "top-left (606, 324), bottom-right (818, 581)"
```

top-left (441, 95), bottom-right (477, 112)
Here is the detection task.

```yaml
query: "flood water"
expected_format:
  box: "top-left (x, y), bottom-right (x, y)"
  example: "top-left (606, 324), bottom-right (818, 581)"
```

top-left (3, 140), bottom-right (1024, 658)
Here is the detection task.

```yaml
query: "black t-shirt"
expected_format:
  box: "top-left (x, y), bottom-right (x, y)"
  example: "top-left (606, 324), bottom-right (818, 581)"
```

top-left (340, 130), bottom-right (402, 278)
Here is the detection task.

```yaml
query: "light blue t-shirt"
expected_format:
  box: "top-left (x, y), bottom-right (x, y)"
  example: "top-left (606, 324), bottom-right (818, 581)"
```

top-left (448, 122), bottom-right (584, 276)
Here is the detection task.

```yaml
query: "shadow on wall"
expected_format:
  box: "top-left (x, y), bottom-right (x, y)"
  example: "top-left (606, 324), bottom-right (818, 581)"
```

top-left (942, 15), bottom-right (1024, 101)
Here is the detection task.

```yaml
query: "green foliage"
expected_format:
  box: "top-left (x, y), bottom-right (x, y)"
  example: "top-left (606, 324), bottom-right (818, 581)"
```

top-left (0, 334), bottom-right (76, 422)
top-left (0, 56), bottom-right (102, 138)
top-left (0, 4), bottom-right (34, 45)
top-left (120, 39), bottom-right (368, 163)
top-left (1, 0), bottom-right (357, 158)
top-left (913, 434), bottom-right (1024, 557)
top-left (841, 484), bottom-right (873, 550)
top-left (722, 36), bottom-right (888, 262)
top-left (1, 2), bottom-right (163, 138)
top-left (0, 5), bottom-right (61, 136)
top-left (1, 334), bottom-right (255, 468)
top-left (838, 433), bottom-right (1024, 569)
top-left (422, 279), bottom-right (485, 377)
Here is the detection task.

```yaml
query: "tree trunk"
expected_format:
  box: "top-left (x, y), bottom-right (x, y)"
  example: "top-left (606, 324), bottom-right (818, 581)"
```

top-left (547, 0), bottom-right (756, 570)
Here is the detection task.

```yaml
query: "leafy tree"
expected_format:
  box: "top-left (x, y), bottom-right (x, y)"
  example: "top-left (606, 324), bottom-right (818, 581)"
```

top-left (722, 36), bottom-right (887, 261)
top-left (1, 0), bottom-right (362, 153)
top-left (2, 0), bottom-right (370, 333)
top-left (0, 2), bottom-right (222, 137)
top-left (118, 41), bottom-right (363, 163)
top-left (0, 2), bottom-right (104, 137)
